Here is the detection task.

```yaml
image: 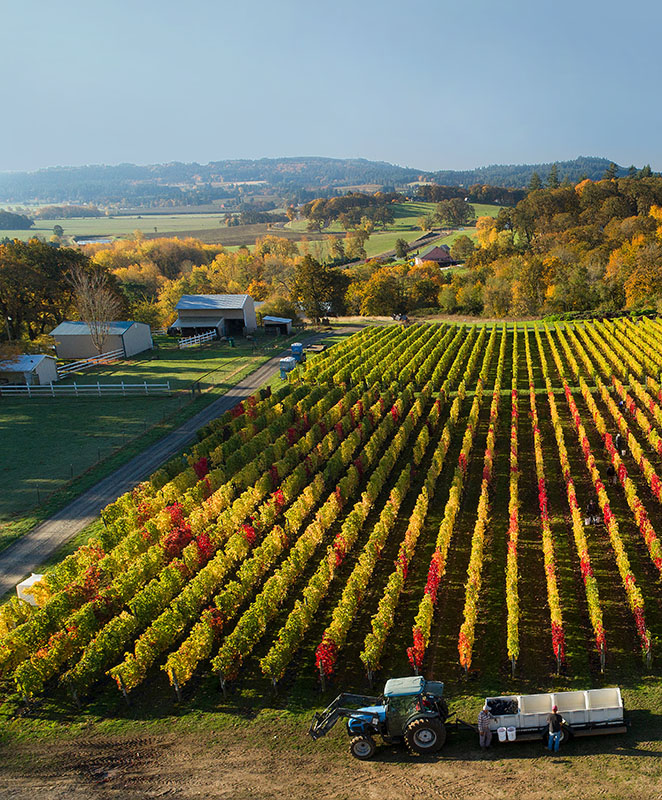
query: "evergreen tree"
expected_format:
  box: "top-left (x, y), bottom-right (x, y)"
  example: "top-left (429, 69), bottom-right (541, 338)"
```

top-left (528, 172), bottom-right (542, 191)
top-left (603, 162), bottom-right (618, 180)
top-left (547, 164), bottom-right (559, 189)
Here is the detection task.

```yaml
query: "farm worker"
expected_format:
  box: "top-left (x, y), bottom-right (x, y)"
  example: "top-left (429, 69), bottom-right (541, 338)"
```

top-left (606, 464), bottom-right (617, 486)
top-left (547, 705), bottom-right (564, 752)
top-left (477, 704), bottom-right (494, 749)
top-left (586, 499), bottom-right (600, 526)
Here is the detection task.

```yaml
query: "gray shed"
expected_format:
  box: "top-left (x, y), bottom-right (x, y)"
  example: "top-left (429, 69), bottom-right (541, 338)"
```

top-left (263, 316), bottom-right (293, 335)
top-left (0, 354), bottom-right (59, 385)
top-left (50, 321), bottom-right (153, 359)
top-left (171, 294), bottom-right (257, 337)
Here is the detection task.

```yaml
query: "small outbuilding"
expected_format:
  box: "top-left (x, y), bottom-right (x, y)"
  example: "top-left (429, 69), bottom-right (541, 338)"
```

top-left (414, 244), bottom-right (456, 268)
top-left (262, 315), bottom-right (293, 335)
top-left (170, 294), bottom-right (257, 338)
top-left (0, 354), bottom-right (59, 385)
top-left (50, 321), bottom-right (153, 360)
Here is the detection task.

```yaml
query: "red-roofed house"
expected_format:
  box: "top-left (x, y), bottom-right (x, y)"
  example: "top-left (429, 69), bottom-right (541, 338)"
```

top-left (414, 245), bottom-right (455, 267)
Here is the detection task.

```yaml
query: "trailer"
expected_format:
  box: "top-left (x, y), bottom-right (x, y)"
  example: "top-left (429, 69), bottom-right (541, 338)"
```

top-left (485, 687), bottom-right (626, 745)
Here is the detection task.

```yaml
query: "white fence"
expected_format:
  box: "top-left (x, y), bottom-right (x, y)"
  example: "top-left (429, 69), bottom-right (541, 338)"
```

top-left (57, 347), bottom-right (125, 377)
top-left (179, 330), bottom-right (218, 349)
top-left (0, 381), bottom-right (171, 398)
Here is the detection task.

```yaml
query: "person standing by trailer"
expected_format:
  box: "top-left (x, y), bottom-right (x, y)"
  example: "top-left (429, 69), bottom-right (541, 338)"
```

top-left (477, 704), bottom-right (494, 749)
top-left (547, 705), bottom-right (564, 752)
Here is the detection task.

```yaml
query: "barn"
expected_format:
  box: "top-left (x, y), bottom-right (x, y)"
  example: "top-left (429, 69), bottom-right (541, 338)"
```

top-left (50, 321), bottom-right (153, 359)
top-left (170, 294), bottom-right (257, 337)
top-left (0, 354), bottom-right (59, 385)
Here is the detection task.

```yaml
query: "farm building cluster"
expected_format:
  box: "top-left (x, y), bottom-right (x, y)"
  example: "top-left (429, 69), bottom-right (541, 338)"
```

top-left (0, 293), bottom-right (293, 386)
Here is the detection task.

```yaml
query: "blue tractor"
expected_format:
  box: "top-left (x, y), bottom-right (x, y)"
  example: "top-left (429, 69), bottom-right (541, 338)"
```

top-left (309, 676), bottom-right (449, 759)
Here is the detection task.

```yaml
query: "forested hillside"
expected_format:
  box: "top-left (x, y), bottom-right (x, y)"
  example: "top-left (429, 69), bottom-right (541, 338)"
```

top-left (431, 157), bottom-right (653, 189)
top-left (0, 156), bottom-right (651, 206)
top-left (446, 176), bottom-right (662, 316)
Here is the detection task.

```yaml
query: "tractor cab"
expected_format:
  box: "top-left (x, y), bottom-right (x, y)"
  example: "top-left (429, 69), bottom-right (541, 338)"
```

top-left (310, 676), bottom-right (449, 760)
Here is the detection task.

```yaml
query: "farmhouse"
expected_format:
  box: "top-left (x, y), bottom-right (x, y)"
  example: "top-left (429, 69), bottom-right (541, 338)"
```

top-left (171, 294), bottom-right (257, 337)
top-left (414, 244), bottom-right (455, 267)
top-left (50, 320), bottom-right (153, 359)
top-left (0, 354), bottom-right (59, 385)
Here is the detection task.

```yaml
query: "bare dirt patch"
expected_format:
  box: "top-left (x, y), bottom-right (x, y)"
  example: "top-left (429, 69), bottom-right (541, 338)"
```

top-left (2, 720), bottom-right (661, 800)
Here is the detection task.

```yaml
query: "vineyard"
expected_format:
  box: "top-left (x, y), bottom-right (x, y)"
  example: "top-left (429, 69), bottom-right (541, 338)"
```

top-left (2, 317), bottom-right (662, 712)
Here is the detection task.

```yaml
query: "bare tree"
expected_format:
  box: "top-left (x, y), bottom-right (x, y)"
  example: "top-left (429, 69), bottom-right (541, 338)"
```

top-left (68, 267), bottom-right (122, 354)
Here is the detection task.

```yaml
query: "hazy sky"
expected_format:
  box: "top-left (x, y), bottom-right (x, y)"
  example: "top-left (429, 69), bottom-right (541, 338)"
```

top-left (2, 0), bottom-right (660, 173)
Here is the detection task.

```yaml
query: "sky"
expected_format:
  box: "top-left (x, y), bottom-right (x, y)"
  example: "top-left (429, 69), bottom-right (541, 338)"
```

top-left (2, 0), bottom-right (661, 173)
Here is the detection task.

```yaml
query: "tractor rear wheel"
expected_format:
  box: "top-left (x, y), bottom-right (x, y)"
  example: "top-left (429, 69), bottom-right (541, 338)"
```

top-left (349, 735), bottom-right (377, 760)
top-left (404, 718), bottom-right (446, 755)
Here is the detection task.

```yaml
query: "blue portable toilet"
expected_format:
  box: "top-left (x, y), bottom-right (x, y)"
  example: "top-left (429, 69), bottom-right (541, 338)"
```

top-left (291, 342), bottom-right (304, 363)
top-left (280, 356), bottom-right (297, 380)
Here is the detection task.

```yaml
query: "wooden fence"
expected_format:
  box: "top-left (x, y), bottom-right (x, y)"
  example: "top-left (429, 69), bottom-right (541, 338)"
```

top-left (179, 330), bottom-right (218, 349)
top-left (56, 347), bottom-right (125, 377)
top-left (0, 381), bottom-right (171, 398)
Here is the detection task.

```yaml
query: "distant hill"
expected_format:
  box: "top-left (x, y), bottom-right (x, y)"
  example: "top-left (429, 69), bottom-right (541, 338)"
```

top-left (430, 156), bottom-right (632, 188)
top-left (0, 155), bottom-right (644, 205)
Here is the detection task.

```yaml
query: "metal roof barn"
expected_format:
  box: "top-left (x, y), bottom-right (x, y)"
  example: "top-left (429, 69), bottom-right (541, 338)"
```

top-left (50, 320), bottom-right (153, 359)
top-left (171, 294), bottom-right (257, 336)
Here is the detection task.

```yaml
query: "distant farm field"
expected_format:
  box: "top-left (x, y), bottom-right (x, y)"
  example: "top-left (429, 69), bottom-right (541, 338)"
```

top-left (0, 201), bottom-right (501, 256)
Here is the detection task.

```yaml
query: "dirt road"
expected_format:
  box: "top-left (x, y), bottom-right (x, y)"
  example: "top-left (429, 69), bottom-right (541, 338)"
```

top-left (0, 329), bottom-right (358, 596)
top-left (1, 720), bottom-right (660, 800)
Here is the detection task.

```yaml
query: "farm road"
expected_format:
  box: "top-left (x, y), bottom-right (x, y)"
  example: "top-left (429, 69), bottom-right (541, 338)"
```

top-left (0, 327), bottom-right (360, 596)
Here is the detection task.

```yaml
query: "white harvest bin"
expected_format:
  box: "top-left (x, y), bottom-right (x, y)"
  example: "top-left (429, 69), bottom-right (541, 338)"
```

top-left (16, 573), bottom-right (44, 606)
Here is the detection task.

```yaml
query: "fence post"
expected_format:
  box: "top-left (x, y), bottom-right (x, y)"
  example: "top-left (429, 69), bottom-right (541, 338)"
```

top-left (122, 380), bottom-right (126, 397)
top-left (97, 381), bottom-right (101, 397)
top-left (74, 382), bottom-right (78, 397)
top-left (50, 382), bottom-right (55, 397)
top-left (27, 383), bottom-right (31, 398)
top-left (144, 380), bottom-right (148, 395)
top-left (167, 380), bottom-right (171, 394)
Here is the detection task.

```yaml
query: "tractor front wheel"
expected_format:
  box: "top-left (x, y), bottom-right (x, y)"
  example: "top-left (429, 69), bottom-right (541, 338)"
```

top-left (404, 718), bottom-right (446, 755)
top-left (350, 735), bottom-right (377, 760)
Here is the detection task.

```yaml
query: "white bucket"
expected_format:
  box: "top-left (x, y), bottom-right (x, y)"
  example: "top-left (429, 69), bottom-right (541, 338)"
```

top-left (507, 726), bottom-right (517, 742)
top-left (497, 727), bottom-right (507, 742)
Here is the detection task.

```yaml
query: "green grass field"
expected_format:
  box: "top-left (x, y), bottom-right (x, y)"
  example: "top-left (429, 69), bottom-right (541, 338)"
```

top-left (286, 200), bottom-right (500, 259)
top-left (0, 334), bottom-right (294, 528)
top-left (0, 213), bottom-right (234, 242)
top-left (0, 202), bottom-right (502, 257)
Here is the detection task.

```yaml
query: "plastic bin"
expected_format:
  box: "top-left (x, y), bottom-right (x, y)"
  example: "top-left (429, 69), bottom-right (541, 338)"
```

top-left (497, 727), bottom-right (507, 742)
top-left (507, 726), bottom-right (517, 741)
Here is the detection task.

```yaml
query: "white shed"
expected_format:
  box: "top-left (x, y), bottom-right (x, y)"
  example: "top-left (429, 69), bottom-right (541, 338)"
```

top-left (50, 321), bottom-right (153, 359)
top-left (0, 354), bottom-right (59, 385)
top-left (170, 294), bottom-right (257, 337)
